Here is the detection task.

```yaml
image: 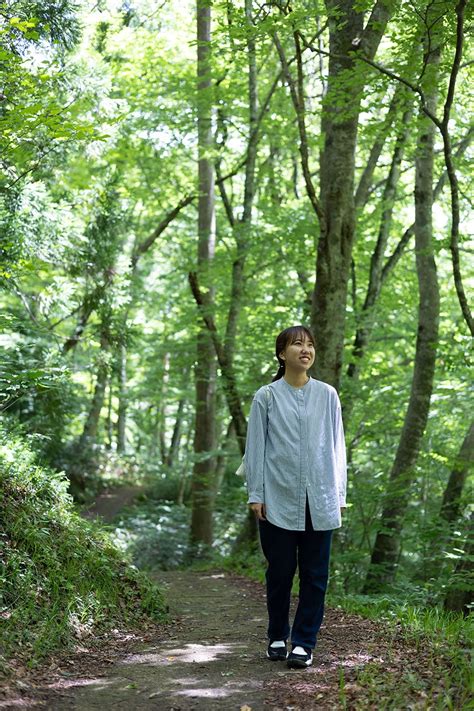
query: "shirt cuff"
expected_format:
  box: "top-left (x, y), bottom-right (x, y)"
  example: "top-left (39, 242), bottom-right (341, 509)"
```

top-left (247, 493), bottom-right (264, 504)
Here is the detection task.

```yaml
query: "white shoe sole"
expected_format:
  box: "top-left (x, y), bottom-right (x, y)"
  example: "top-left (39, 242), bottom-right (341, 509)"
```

top-left (287, 654), bottom-right (313, 668)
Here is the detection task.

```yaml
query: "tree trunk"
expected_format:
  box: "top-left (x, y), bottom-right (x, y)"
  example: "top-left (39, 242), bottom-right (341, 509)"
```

top-left (166, 395), bottom-right (186, 468)
top-left (189, 0), bottom-right (260, 457)
top-left (425, 421), bottom-right (474, 580)
top-left (312, 0), bottom-right (394, 387)
top-left (346, 102), bottom-right (413, 391)
top-left (79, 323), bottom-right (110, 448)
top-left (190, 0), bottom-right (217, 549)
top-left (214, 419), bottom-right (234, 497)
top-left (363, 32), bottom-right (441, 593)
top-left (444, 511), bottom-right (473, 615)
top-left (117, 341), bottom-right (127, 453)
top-left (312, 0), bottom-right (365, 388)
top-left (354, 84), bottom-right (407, 210)
top-left (106, 373), bottom-right (113, 450)
top-left (155, 351), bottom-right (170, 465)
top-left (274, 1), bottom-right (393, 389)
top-left (440, 421), bottom-right (474, 525)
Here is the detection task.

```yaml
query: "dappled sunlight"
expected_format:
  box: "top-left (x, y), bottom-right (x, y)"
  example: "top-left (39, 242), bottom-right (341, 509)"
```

top-left (45, 676), bottom-right (116, 691)
top-left (121, 641), bottom-right (244, 666)
top-left (175, 678), bottom-right (262, 699)
top-left (0, 700), bottom-right (43, 709)
top-left (176, 687), bottom-right (233, 698)
top-left (337, 652), bottom-right (385, 669)
top-left (199, 573), bottom-right (226, 579)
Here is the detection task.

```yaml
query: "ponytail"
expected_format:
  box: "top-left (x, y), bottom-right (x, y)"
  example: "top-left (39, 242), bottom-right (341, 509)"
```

top-left (272, 360), bottom-right (285, 382)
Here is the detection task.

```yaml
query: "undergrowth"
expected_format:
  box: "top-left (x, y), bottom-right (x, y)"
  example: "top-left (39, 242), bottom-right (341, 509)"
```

top-left (329, 593), bottom-right (472, 710)
top-left (0, 425), bottom-right (167, 677)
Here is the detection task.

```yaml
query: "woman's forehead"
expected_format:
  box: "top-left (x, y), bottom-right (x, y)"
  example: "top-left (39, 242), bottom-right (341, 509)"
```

top-left (289, 329), bottom-right (313, 343)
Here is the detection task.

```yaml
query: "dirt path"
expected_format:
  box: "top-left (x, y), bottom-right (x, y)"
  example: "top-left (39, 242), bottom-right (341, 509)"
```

top-left (7, 569), bottom-right (376, 711)
top-left (3, 565), bottom-right (453, 710)
top-left (35, 569), bottom-right (278, 709)
top-left (82, 485), bottom-right (144, 522)
top-left (2, 489), bottom-right (463, 709)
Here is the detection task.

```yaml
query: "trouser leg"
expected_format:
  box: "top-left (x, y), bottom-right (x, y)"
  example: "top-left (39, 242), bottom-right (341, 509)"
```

top-left (291, 501), bottom-right (333, 650)
top-left (258, 518), bottom-right (297, 642)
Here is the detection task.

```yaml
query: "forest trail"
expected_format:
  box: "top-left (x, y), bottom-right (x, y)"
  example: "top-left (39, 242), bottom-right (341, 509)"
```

top-left (12, 568), bottom-right (392, 710)
top-left (3, 490), bottom-right (457, 710)
top-left (4, 566), bottom-right (442, 711)
top-left (82, 484), bottom-right (144, 522)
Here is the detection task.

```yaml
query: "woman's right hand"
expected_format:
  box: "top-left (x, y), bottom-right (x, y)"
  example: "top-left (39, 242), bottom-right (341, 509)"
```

top-left (249, 502), bottom-right (266, 520)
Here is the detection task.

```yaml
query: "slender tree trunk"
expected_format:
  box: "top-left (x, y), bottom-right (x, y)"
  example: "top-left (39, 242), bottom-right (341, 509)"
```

top-left (346, 103), bottom-right (413, 392)
top-left (441, 421), bottom-right (474, 525)
top-left (166, 395), bottom-right (186, 468)
top-left (190, 0), bottom-right (217, 549)
top-left (190, 0), bottom-right (259, 550)
top-left (439, 0), bottom-right (472, 336)
top-left (425, 421), bottom-right (474, 579)
top-left (79, 323), bottom-right (110, 447)
top-left (189, 0), bottom-right (259, 456)
top-left (117, 341), bottom-right (127, 453)
top-left (106, 374), bottom-right (113, 450)
top-left (155, 351), bottom-right (170, 464)
top-left (214, 419), bottom-right (235, 497)
top-left (224, 0), bottom-right (258, 358)
top-left (444, 511), bottom-right (473, 615)
top-left (364, 33), bottom-right (441, 593)
top-left (62, 286), bottom-right (106, 354)
top-left (354, 85), bottom-right (407, 210)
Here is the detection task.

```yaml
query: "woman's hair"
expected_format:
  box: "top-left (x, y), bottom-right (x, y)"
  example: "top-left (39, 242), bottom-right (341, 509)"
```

top-left (272, 325), bottom-right (315, 382)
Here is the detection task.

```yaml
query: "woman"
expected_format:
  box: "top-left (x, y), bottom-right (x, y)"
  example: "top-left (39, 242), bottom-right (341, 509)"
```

top-left (244, 325), bottom-right (347, 669)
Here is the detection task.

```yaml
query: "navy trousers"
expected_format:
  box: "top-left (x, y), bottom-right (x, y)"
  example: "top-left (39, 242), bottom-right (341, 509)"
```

top-left (258, 497), bottom-right (333, 650)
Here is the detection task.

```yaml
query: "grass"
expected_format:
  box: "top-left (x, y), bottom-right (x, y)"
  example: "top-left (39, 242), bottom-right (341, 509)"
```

top-left (321, 593), bottom-right (471, 709)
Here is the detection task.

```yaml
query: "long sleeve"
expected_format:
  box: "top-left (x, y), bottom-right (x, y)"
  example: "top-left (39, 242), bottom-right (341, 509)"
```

top-left (332, 396), bottom-right (347, 506)
top-left (244, 388), bottom-right (268, 504)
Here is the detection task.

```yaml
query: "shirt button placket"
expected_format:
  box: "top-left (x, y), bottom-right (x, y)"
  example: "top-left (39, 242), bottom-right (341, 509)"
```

top-left (298, 390), bottom-right (305, 529)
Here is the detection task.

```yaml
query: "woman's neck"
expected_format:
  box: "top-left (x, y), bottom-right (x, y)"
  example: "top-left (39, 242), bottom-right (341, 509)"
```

top-left (283, 371), bottom-right (310, 388)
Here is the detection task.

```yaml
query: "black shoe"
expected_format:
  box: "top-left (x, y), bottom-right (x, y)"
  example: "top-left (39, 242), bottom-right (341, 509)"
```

top-left (287, 645), bottom-right (313, 669)
top-left (266, 640), bottom-right (287, 661)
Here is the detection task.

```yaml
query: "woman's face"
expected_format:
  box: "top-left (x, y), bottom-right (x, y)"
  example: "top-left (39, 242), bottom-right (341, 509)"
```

top-left (279, 333), bottom-right (315, 372)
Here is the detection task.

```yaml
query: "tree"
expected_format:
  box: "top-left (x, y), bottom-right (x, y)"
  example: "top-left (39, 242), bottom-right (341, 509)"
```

top-left (364, 8), bottom-right (441, 591)
top-left (190, 0), bottom-right (218, 549)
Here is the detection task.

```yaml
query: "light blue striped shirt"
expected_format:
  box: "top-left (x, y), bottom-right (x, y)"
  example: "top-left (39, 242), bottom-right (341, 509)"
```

top-left (244, 376), bottom-right (347, 531)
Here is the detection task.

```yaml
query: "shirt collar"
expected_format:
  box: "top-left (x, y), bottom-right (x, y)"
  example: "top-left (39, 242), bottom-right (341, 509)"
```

top-left (281, 376), bottom-right (312, 391)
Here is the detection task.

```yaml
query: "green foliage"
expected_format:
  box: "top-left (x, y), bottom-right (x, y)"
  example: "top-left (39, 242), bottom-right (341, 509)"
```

top-left (0, 423), bottom-right (166, 674)
top-left (113, 500), bottom-right (191, 571)
top-left (110, 476), bottom-right (251, 570)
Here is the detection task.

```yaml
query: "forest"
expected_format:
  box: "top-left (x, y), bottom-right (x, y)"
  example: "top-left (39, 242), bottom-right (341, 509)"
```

top-left (1, 0), bottom-right (472, 707)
